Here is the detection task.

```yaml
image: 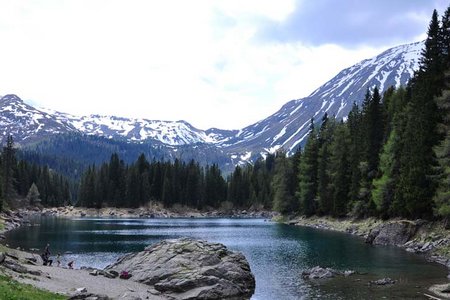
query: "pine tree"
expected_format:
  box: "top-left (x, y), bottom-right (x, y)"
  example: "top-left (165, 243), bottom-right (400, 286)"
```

top-left (441, 6), bottom-right (450, 67)
top-left (317, 114), bottom-right (335, 215)
top-left (420, 9), bottom-right (443, 84)
top-left (272, 151), bottom-right (295, 214)
top-left (347, 103), bottom-right (363, 206)
top-left (26, 183), bottom-right (41, 206)
top-left (434, 71), bottom-right (450, 225)
top-left (395, 11), bottom-right (445, 219)
top-left (328, 123), bottom-right (351, 217)
top-left (1, 135), bottom-right (17, 206)
top-left (372, 129), bottom-right (399, 218)
top-left (297, 118), bottom-right (319, 216)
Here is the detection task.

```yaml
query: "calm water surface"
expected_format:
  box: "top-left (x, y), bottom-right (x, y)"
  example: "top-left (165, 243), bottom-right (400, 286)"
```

top-left (4, 217), bottom-right (448, 299)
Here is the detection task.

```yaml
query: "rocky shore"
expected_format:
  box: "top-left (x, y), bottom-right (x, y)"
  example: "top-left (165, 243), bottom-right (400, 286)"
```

top-left (41, 205), bottom-right (276, 219)
top-left (0, 237), bottom-right (255, 299)
top-left (289, 216), bottom-right (450, 298)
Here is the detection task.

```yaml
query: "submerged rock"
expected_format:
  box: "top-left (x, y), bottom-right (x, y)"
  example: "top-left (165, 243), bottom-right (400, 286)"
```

top-left (370, 278), bottom-right (396, 285)
top-left (105, 238), bottom-right (255, 299)
top-left (365, 221), bottom-right (418, 246)
top-left (302, 266), bottom-right (356, 279)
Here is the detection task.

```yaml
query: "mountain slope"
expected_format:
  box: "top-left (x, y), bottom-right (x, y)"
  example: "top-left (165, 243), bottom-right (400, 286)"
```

top-left (221, 41), bottom-right (423, 158)
top-left (0, 94), bottom-right (75, 144)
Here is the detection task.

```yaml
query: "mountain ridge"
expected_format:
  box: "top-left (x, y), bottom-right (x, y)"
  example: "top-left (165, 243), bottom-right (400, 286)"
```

top-left (0, 40), bottom-right (424, 169)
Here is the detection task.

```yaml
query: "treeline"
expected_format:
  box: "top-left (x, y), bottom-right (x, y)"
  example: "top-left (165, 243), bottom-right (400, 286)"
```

top-left (0, 136), bottom-right (72, 210)
top-left (272, 7), bottom-right (450, 221)
top-left (78, 153), bottom-right (228, 209)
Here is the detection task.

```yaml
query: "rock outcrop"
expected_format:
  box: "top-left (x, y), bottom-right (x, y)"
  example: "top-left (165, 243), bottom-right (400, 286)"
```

top-left (365, 221), bottom-right (418, 246)
top-left (105, 238), bottom-right (255, 299)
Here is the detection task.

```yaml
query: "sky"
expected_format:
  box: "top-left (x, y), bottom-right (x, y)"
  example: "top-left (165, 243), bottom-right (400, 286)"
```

top-left (0, 0), bottom-right (448, 130)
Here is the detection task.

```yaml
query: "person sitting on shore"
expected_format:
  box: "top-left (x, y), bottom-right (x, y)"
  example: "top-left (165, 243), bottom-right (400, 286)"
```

top-left (41, 243), bottom-right (53, 266)
top-left (56, 253), bottom-right (61, 267)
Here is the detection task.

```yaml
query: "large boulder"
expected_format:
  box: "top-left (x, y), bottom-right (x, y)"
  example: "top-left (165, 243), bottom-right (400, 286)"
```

top-left (105, 238), bottom-right (255, 299)
top-left (365, 221), bottom-right (418, 246)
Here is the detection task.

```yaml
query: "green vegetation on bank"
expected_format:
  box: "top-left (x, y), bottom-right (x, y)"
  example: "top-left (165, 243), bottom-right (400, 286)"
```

top-left (0, 275), bottom-right (65, 300)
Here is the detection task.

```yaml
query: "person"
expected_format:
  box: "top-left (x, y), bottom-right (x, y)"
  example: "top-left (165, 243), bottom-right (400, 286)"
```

top-left (68, 260), bottom-right (74, 269)
top-left (44, 244), bottom-right (50, 257)
top-left (41, 243), bottom-right (53, 266)
top-left (56, 253), bottom-right (61, 267)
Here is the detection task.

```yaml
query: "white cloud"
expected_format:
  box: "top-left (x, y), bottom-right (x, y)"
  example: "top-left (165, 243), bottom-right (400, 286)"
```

top-left (0, 1), bottom-right (424, 129)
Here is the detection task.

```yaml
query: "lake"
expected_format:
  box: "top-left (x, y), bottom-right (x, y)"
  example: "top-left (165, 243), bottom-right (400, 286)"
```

top-left (4, 217), bottom-right (448, 299)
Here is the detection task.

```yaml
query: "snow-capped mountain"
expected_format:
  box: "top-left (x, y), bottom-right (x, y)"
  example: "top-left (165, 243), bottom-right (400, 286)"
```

top-left (38, 108), bottom-right (236, 146)
top-left (220, 41), bottom-right (423, 159)
top-left (0, 41), bottom-right (423, 168)
top-left (0, 94), bottom-right (75, 143)
top-left (0, 95), bottom-right (235, 146)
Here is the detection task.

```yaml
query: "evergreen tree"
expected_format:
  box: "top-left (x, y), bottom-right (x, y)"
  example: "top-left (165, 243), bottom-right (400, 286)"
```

top-left (395, 11), bottom-right (445, 219)
top-left (1, 135), bottom-right (17, 206)
top-left (328, 123), bottom-right (351, 217)
top-left (297, 118), bottom-right (319, 216)
top-left (441, 6), bottom-right (450, 67)
top-left (347, 103), bottom-right (363, 206)
top-left (372, 129), bottom-right (399, 218)
top-left (26, 183), bottom-right (41, 206)
top-left (272, 151), bottom-right (296, 214)
top-left (317, 115), bottom-right (335, 215)
top-left (434, 71), bottom-right (450, 225)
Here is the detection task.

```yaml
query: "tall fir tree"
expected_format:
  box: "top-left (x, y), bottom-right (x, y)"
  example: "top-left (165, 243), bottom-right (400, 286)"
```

top-left (297, 118), bottom-right (319, 216)
top-left (317, 114), bottom-right (335, 215)
top-left (328, 122), bottom-right (351, 217)
top-left (434, 71), bottom-right (450, 225)
top-left (272, 151), bottom-right (296, 214)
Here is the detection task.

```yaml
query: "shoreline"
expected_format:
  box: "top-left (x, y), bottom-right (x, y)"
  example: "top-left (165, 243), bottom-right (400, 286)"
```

top-left (1, 208), bottom-right (450, 299)
top-left (287, 216), bottom-right (450, 269)
top-left (40, 205), bottom-right (276, 219)
top-left (287, 215), bottom-right (450, 299)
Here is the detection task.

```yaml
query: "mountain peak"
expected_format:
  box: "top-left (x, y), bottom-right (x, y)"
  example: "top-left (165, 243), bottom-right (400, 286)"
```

top-left (0, 94), bottom-right (23, 104)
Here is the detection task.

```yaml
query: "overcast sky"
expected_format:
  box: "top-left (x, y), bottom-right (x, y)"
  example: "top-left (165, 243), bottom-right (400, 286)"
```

top-left (0, 0), bottom-right (448, 130)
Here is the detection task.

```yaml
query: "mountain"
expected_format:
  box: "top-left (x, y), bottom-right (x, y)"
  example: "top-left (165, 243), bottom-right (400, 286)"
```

top-left (38, 108), bottom-right (238, 146)
top-left (0, 41), bottom-right (423, 171)
top-left (0, 94), bottom-right (75, 143)
top-left (219, 41), bottom-right (423, 159)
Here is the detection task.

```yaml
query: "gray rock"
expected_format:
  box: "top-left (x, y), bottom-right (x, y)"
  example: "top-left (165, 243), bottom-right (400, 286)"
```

top-left (68, 293), bottom-right (110, 300)
top-left (366, 221), bottom-right (418, 246)
top-left (105, 238), bottom-right (255, 299)
top-left (2, 259), bottom-right (28, 273)
top-left (370, 278), bottom-right (396, 285)
top-left (28, 269), bottom-right (42, 276)
top-left (302, 266), bottom-right (336, 279)
top-left (76, 287), bottom-right (88, 293)
top-left (107, 270), bottom-right (119, 278)
top-left (302, 266), bottom-right (356, 279)
top-left (0, 252), bottom-right (5, 264)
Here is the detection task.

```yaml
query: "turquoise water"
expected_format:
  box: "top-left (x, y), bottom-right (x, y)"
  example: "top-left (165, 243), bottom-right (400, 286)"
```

top-left (4, 217), bottom-right (448, 299)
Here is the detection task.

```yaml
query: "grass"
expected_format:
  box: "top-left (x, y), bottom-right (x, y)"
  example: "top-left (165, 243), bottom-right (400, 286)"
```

top-left (0, 274), bottom-right (65, 300)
